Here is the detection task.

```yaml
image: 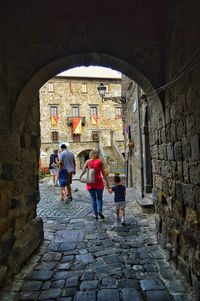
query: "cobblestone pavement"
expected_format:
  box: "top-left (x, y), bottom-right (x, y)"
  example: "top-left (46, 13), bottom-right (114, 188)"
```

top-left (0, 179), bottom-right (194, 301)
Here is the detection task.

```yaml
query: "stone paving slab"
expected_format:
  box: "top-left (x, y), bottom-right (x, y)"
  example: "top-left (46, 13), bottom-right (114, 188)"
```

top-left (0, 181), bottom-right (194, 300)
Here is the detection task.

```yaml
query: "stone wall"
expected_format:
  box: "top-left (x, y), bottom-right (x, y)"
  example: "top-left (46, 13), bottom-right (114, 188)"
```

top-left (152, 2), bottom-right (200, 296)
top-left (122, 78), bottom-right (153, 195)
top-left (0, 94), bottom-right (44, 285)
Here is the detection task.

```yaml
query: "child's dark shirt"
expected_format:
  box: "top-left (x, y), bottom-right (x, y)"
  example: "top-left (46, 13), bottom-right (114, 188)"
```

top-left (112, 185), bottom-right (126, 202)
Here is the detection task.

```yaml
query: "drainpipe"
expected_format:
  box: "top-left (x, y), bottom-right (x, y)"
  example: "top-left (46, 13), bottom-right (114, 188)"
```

top-left (136, 84), bottom-right (144, 197)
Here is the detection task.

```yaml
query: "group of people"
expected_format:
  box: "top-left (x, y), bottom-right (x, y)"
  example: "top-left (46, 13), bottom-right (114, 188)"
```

top-left (49, 146), bottom-right (126, 225)
top-left (79, 149), bottom-right (126, 225)
top-left (49, 144), bottom-right (76, 202)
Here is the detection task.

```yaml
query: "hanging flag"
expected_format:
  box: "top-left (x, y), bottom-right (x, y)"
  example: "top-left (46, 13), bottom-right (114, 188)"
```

top-left (51, 116), bottom-right (58, 125)
top-left (72, 117), bottom-right (82, 134)
top-left (91, 115), bottom-right (97, 125)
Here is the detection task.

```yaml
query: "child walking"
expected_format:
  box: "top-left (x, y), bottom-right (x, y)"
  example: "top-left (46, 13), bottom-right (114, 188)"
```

top-left (108, 175), bottom-right (126, 225)
top-left (58, 161), bottom-right (69, 203)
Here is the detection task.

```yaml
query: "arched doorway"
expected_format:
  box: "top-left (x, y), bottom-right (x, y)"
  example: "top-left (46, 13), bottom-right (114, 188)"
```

top-left (78, 150), bottom-right (91, 169)
top-left (3, 52), bottom-right (164, 283)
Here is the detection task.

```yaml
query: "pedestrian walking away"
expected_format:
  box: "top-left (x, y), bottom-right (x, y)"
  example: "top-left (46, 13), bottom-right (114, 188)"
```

top-left (58, 161), bottom-right (69, 203)
top-left (79, 149), bottom-right (109, 220)
top-left (59, 144), bottom-right (76, 201)
top-left (108, 175), bottom-right (126, 225)
top-left (49, 148), bottom-right (59, 186)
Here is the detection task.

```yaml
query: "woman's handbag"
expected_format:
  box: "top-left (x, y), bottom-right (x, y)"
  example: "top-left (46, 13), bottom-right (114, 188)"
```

top-left (80, 160), bottom-right (96, 184)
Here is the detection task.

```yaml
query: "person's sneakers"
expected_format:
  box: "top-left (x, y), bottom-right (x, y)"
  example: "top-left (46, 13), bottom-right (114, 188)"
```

top-left (115, 214), bottom-right (120, 222)
top-left (93, 215), bottom-right (98, 220)
top-left (121, 216), bottom-right (125, 225)
top-left (99, 213), bottom-right (105, 219)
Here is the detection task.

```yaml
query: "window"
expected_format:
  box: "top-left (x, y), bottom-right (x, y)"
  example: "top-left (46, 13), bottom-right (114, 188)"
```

top-left (105, 84), bottom-right (109, 93)
top-left (82, 83), bottom-right (87, 93)
top-left (50, 106), bottom-right (58, 116)
top-left (115, 107), bottom-right (122, 118)
top-left (92, 131), bottom-right (99, 141)
top-left (73, 134), bottom-right (81, 142)
top-left (72, 106), bottom-right (79, 117)
top-left (48, 83), bottom-right (54, 92)
top-left (51, 131), bottom-right (59, 142)
top-left (90, 106), bottom-right (97, 117)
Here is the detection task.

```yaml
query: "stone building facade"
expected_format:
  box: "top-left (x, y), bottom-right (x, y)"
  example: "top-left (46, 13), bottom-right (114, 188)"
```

top-left (39, 75), bottom-right (124, 171)
top-left (122, 76), bottom-right (153, 197)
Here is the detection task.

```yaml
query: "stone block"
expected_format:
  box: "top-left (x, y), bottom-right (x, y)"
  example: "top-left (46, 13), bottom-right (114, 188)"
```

top-left (195, 187), bottom-right (200, 213)
top-left (160, 127), bottom-right (166, 144)
top-left (191, 273), bottom-right (200, 300)
top-left (191, 135), bottom-right (200, 160)
top-left (162, 177), bottom-right (169, 195)
top-left (0, 235), bottom-right (16, 256)
top-left (186, 113), bottom-right (196, 137)
top-left (154, 214), bottom-right (161, 233)
top-left (145, 290), bottom-right (171, 301)
top-left (158, 144), bottom-right (167, 160)
top-left (140, 279), bottom-right (165, 291)
top-left (177, 256), bottom-right (191, 283)
top-left (186, 207), bottom-right (198, 226)
top-left (174, 142), bottom-right (182, 161)
top-left (166, 143), bottom-right (174, 161)
top-left (173, 200), bottom-right (184, 219)
top-left (80, 280), bottom-right (98, 290)
top-left (183, 161), bottom-right (189, 183)
top-left (0, 265), bottom-right (8, 287)
top-left (176, 162), bottom-right (183, 181)
top-left (121, 288), bottom-right (143, 301)
top-left (151, 145), bottom-right (158, 159)
top-left (175, 181), bottom-right (183, 202)
top-left (97, 289), bottom-right (120, 301)
top-left (1, 164), bottom-right (13, 181)
top-left (182, 138), bottom-right (191, 160)
top-left (182, 183), bottom-right (195, 208)
top-left (189, 163), bottom-right (200, 185)
top-left (171, 123), bottom-right (176, 142)
top-left (176, 118), bottom-right (186, 140)
top-left (38, 288), bottom-right (62, 300)
top-left (74, 291), bottom-right (96, 301)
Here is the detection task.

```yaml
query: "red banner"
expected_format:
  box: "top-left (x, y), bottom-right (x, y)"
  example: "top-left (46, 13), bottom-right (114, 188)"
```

top-left (72, 118), bottom-right (82, 134)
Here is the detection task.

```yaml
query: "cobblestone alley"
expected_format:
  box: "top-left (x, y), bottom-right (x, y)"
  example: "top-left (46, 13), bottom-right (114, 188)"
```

top-left (0, 180), bottom-right (194, 301)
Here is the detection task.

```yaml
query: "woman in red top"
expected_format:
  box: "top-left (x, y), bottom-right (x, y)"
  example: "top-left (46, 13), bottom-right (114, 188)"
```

top-left (79, 149), bottom-right (109, 220)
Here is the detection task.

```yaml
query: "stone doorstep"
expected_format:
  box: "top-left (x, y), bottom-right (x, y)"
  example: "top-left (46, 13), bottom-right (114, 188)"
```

top-left (129, 190), bottom-right (154, 213)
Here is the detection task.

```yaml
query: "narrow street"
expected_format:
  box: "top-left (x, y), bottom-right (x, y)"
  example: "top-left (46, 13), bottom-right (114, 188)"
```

top-left (0, 179), bottom-right (193, 301)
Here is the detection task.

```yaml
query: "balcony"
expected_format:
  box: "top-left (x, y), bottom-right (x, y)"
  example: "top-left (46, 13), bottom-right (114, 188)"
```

top-left (67, 116), bottom-right (86, 126)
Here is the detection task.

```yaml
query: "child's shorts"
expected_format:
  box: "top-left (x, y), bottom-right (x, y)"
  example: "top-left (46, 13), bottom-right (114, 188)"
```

top-left (50, 168), bottom-right (59, 176)
top-left (59, 180), bottom-right (68, 187)
top-left (115, 201), bottom-right (126, 209)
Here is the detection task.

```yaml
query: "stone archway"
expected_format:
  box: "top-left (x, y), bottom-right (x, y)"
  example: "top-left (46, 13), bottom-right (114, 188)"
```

top-left (1, 52), bottom-right (163, 284)
top-left (12, 52), bottom-right (164, 133)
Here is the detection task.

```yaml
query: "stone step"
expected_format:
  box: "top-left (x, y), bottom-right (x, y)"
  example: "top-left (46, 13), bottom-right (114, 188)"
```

top-left (128, 189), bottom-right (154, 213)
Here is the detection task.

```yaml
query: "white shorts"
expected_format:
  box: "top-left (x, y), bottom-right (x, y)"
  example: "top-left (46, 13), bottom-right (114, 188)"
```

top-left (50, 168), bottom-right (59, 176)
top-left (115, 201), bottom-right (126, 209)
